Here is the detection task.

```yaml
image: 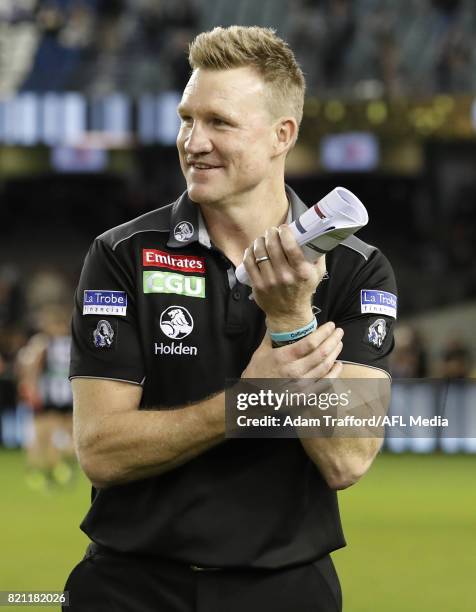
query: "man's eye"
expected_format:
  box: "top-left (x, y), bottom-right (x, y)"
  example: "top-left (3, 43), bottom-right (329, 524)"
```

top-left (212, 118), bottom-right (228, 126)
top-left (180, 116), bottom-right (193, 124)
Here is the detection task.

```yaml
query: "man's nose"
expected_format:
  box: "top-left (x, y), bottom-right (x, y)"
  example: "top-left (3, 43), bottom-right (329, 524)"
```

top-left (183, 122), bottom-right (213, 155)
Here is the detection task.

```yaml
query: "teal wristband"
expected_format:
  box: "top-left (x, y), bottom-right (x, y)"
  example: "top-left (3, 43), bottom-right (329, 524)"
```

top-left (269, 317), bottom-right (318, 345)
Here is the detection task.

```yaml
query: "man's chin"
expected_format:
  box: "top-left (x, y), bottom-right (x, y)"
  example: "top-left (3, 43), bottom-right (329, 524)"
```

top-left (187, 184), bottom-right (221, 205)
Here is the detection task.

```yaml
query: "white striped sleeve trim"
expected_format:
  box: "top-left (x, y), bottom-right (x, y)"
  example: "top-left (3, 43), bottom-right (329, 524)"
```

top-left (339, 360), bottom-right (392, 380)
top-left (69, 375), bottom-right (146, 386)
top-left (111, 229), bottom-right (169, 251)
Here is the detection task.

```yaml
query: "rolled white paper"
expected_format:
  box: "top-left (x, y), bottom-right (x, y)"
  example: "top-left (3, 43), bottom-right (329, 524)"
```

top-left (235, 187), bottom-right (369, 286)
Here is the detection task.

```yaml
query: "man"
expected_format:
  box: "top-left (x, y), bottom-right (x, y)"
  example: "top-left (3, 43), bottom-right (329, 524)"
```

top-left (65, 26), bottom-right (397, 611)
top-left (17, 304), bottom-right (75, 489)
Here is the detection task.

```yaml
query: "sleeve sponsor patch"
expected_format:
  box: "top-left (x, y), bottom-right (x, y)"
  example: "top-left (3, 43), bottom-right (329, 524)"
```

top-left (83, 290), bottom-right (128, 316)
top-left (360, 289), bottom-right (397, 319)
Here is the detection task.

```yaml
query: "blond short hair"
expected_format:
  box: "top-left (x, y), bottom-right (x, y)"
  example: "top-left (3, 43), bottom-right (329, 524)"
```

top-left (188, 26), bottom-right (306, 128)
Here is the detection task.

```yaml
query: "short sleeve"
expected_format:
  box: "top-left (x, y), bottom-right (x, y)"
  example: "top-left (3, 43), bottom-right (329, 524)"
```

top-left (69, 238), bottom-right (145, 384)
top-left (332, 249), bottom-right (397, 374)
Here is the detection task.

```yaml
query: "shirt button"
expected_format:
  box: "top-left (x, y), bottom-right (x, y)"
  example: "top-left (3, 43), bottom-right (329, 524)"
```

top-left (232, 290), bottom-right (241, 301)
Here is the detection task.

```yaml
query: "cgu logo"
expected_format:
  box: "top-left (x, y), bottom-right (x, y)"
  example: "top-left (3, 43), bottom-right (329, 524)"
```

top-left (143, 271), bottom-right (205, 298)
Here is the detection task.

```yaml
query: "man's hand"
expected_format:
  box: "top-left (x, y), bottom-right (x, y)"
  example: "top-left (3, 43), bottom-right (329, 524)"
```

top-left (243, 225), bottom-right (327, 331)
top-left (242, 322), bottom-right (344, 381)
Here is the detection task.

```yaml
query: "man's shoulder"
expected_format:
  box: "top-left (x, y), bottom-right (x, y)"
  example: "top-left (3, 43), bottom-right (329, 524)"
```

top-left (96, 200), bottom-right (176, 251)
top-left (337, 236), bottom-right (378, 262)
top-left (332, 236), bottom-right (394, 280)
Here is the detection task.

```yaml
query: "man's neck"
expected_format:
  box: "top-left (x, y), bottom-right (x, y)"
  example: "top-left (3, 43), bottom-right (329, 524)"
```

top-left (197, 182), bottom-right (290, 267)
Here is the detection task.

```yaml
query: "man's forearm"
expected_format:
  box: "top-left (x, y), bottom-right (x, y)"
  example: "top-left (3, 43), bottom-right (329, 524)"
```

top-left (78, 392), bottom-right (226, 488)
top-left (300, 434), bottom-right (382, 490)
top-left (298, 376), bottom-right (390, 489)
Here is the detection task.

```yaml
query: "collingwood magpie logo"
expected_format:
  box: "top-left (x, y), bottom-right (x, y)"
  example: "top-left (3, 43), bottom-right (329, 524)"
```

top-left (93, 320), bottom-right (115, 348)
top-left (173, 221), bottom-right (194, 242)
top-left (368, 318), bottom-right (387, 349)
top-left (156, 306), bottom-right (197, 356)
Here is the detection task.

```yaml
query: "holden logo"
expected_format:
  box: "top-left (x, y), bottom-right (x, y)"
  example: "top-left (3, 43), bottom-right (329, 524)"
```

top-left (160, 306), bottom-right (194, 339)
top-left (173, 221), bottom-right (194, 242)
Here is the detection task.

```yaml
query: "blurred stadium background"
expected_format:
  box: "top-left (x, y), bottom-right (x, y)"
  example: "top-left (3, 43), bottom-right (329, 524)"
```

top-left (0, 0), bottom-right (475, 610)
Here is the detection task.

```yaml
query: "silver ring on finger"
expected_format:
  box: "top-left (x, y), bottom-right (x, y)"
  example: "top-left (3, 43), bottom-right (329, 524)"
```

top-left (255, 256), bottom-right (270, 264)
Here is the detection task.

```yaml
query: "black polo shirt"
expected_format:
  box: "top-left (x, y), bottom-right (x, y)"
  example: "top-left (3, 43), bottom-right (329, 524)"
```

top-left (70, 185), bottom-right (397, 569)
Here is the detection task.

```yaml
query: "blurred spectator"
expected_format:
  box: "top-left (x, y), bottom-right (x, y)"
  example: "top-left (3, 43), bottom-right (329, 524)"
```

top-left (95, 0), bottom-right (123, 52)
top-left (21, 0), bottom-right (91, 91)
top-left (391, 325), bottom-right (429, 378)
top-left (0, 0), bottom-right (39, 94)
top-left (321, 0), bottom-right (355, 90)
top-left (36, 1), bottom-right (65, 36)
top-left (133, 1), bottom-right (169, 55)
top-left (0, 266), bottom-right (25, 327)
top-left (288, 0), bottom-right (326, 92)
top-left (432, 0), bottom-right (462, 21)
top-left (0, 326), bottom-right (28, 447)
top-left (25, 270), bottom-right (72, 315)
top-left (369, 6), bottom-right (403, 97)
top-left (58, 1), bottom-right (94, 50)
top-left (165, 29), bottom-right (194, 90)
top-left (438, 337), bottom-right (472, 378)
top-left (445, 183), bottom-right (476, 298)
top-left (432, 0), bottom-right (472, 93)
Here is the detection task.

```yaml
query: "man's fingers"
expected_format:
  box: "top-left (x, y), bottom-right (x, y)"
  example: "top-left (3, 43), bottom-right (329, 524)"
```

top-left (323, 360), bottom-right (343, 380)
top-left (278, 224), bottom-right (308, 269)
top-left (242, 247), bottom-right (263, 287)
top-left (252, 235), bottom-right (268, 260)
top-left (294, 329), bottom-right (343, 376)
top-left (264, 227), bottom-right (295, 281)
top-left (305, 341), bottom-right (344, 380)
top-left (273, 324), bottom-right (343, 379)
top-left (278, 225), bottom-right (329, 285)
top-left (252, 236), bottom-right (277, 284)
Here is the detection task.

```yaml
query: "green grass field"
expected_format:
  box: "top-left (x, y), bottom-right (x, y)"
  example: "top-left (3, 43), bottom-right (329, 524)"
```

top-left (1, 449), bottom-right (475, 611)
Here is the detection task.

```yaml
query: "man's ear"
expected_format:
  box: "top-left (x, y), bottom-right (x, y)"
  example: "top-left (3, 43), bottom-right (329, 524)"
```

top-left (273, 117), bottom-right (298, 157)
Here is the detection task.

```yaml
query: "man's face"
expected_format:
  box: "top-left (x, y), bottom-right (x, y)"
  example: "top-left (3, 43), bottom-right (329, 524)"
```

top-left (177, 67), bottom-right (276, 205)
